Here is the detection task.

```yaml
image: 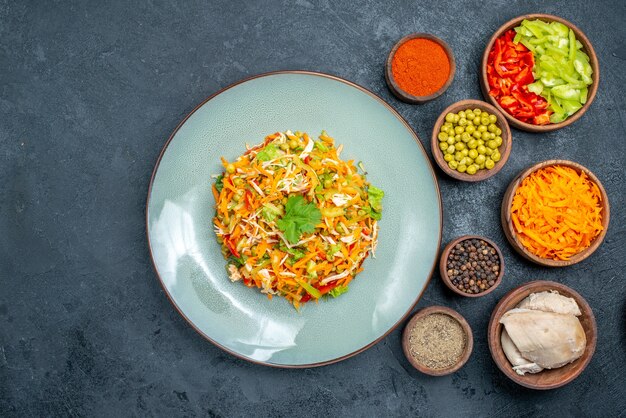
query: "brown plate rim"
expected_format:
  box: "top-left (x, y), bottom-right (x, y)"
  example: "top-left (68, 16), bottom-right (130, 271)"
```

top-left (385, 33), bottom-right (456, 103)
top-left (145, 70), bottom-right (443, 368)
top-left (500, 159), bottom-right (610, 267)
top-left (479, 13), bottom-right (600, 132)
top-left (439, 235), bottom-right (505, 297)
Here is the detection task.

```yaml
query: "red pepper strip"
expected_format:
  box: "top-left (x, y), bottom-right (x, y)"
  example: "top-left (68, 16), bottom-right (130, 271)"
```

top-left (225, 237), bottom-right (240, 258)
top-left (244, 191), bottom-right (253, 211)
top-left (300, 294), bottom-right (312, 303)
top-left (316, 283), bottom-right (338, 295)
top-left (533, 114), bottom-right (551, 125)
top-left (487, 29), bottom-right (551, 125)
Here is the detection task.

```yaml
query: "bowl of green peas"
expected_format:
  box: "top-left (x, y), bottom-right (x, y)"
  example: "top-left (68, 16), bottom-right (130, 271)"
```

top-left (431, 99), bottom-right (512, 182)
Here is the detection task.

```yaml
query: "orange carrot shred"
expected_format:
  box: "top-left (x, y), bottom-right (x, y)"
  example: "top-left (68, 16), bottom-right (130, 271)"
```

top-left (510, 165), bottom-right (603, 261)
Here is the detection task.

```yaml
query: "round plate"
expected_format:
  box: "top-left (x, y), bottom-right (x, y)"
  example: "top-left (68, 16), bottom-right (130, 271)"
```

top-left (146, 71), bottom-right (442, 367)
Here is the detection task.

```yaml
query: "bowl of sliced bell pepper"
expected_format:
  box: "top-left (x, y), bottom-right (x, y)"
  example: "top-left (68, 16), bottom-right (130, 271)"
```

top-left (480, 14), bottom-right (599, 132)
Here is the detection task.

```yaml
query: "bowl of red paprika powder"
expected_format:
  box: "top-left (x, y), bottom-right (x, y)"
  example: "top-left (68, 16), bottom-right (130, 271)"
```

top-left (385, 33), bottom-right (455, 104)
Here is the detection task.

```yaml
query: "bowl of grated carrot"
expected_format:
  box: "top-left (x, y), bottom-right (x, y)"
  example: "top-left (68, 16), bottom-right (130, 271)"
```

top-left (501, 160), bottom-right (610, 267)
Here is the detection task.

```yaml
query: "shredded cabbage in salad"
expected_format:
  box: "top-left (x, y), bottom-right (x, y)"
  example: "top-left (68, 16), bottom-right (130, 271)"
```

top-left (212, 130), bottom-right (384, 309)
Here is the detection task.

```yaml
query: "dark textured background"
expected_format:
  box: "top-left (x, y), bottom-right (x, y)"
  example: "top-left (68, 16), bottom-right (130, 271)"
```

top-left (1, 0), bottom-right (625, 416)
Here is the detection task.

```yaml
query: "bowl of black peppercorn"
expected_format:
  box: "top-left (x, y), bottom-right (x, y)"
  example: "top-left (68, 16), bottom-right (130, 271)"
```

top-left (439, 235), bottom-right (504, 297)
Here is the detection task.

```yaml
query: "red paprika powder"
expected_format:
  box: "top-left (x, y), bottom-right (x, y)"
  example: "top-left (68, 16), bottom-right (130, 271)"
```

top-left (391, 38), bottom-right (451, 97)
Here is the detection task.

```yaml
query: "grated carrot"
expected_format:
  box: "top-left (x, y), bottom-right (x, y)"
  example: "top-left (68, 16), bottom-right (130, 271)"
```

top-left (510, 165), bottom-right (603, 261)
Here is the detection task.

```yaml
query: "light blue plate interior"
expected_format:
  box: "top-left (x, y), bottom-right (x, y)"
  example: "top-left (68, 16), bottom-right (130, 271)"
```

top-left (147, 72), bottom-right (441, 366)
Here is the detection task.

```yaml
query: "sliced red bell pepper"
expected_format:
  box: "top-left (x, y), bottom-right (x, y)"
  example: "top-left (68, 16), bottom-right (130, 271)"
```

top-left (487, 29), bottom-right (551, 125)
top-left (225, 237), bottom-right (240, 258)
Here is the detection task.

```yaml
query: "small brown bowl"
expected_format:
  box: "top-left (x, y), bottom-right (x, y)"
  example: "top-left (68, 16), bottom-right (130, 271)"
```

top-left (385, 33), bottom-right (455, 104)
top-left (488, 280), bottom-right (597, 390)
top-left (501, 159), bottom-right (610, 267)
top-left (480, 14), bottom-right (599, 132)
top-left (402, 306), bottom-right (473, 376)
top-left (431, 99), bottom-right (512, 182)
top-left (439, 235), bottom-right (505, 297)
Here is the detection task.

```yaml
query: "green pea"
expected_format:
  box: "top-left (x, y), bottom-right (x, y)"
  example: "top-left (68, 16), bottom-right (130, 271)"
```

top-left (468, 149), bottom-right (478, 159)
top-left (324, 179), bottom-right (333, 188)
top-left (485, 147), bottom-right (493, 156)
top-left (466, 165), bottom-right (477, 175)
top-left (473, 108), bottom-right (482, 116)
top-left (445, 113), bottom-right (455, 123)
top-left (226, 163), bottom-right (236, 174)
top-left (475, 154), bottom-right (486, 165)
top-left (448, 160), bottom-right (458, 170)
top-left (495, 136), bottom-right (503, 146)
top-left (455, 134), bottom-right (461, 142)
top-left (481, 118), bottom-right (490, 126)
top-left (279, 143), bottom-right (289, 151)
top-left (477, 139), bottom-right (485, 146)
top-left (461, 149), bottom-right (469, 156)
top-left (461, 132), bottom-right (471, 142)
top-left (459, 157), bottom-right (468, 166)
top-left (455, 151), bottom-right (464, 161)
top-left (488, 124), bottom-right (497, 133)
top-left (465, 157), bottom-right (474, 165)
top-left (458, 111), bottom-right (466, 119)
top-left (468, 139), bottom-right (478, 149)
top-left (438, 132), bottom-right (448, 141)
top-left (473, 131), bottom-right (482, 139)
top-left (492, 151), bottom-right (501, 162)
top-left (482, 132), bottom-right (491, 141)
top-left (453, 114), bottom-right (461, 124)
top-left (489, 114), bottom-right (497, 124)
top-left (489, 132), bottom-right (496, 140)
top-left (496, 127), bottom-right (502, 136)
top-left (458, 118), bottom-right (468, 127)
top-left (446, 145), bottom-right (455, 154)
top-left (465, 125), bottom-right (475, 134)
top-left (444, 153), bottom-right (453, 162)
top-left (485, 159), bottom-right (495, 169)
top-left (487, 140), bottom-right (498, 149)
top-left (478, 125), bottom-right (487, 133)
top-left (473, 116), bottom-right (482, 125)
top-left (439, 141), bottom-right (448, 151)
top-left (454, 142), bottom-right (465, 151)
top-left (477, 145), bottom-right (487, 155)
top-left (454, 126), bottom-right (465, 135)
top-left (233, 177), bottom-right (244, 186)
top-left (479, 162), bottom-right (485, 169)
top-left (457, 164), bottom-right (467, 173)
top-left (289, 139), bottom-right (299, 149)
top-left (447, 137), bottom-right (455, 145)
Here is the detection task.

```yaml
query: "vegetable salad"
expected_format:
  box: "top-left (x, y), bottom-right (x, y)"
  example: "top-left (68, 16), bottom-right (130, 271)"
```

top-left (488, 19), bottom-right (593, 125)
top-left (212, 130), bottom-right (384, 309)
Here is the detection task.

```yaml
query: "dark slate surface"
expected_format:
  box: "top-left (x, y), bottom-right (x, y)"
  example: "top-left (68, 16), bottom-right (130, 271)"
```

top-left (1, 0), bottom-right (625, 416)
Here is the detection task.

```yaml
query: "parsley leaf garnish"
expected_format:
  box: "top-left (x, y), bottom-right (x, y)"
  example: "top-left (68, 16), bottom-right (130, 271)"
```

top-left (276, 195), bottom-right (321, 244)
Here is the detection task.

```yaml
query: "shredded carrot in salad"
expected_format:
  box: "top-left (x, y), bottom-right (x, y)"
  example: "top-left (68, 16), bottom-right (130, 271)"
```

top-left (510, 165), bottom-right (603, 261)
top-left (212, 130), bottom-right (384, 309)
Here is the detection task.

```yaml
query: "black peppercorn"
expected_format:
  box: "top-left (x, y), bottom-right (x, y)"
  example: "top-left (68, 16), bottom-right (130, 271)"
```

top-left (446, 238), bottom-right (501, 295)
